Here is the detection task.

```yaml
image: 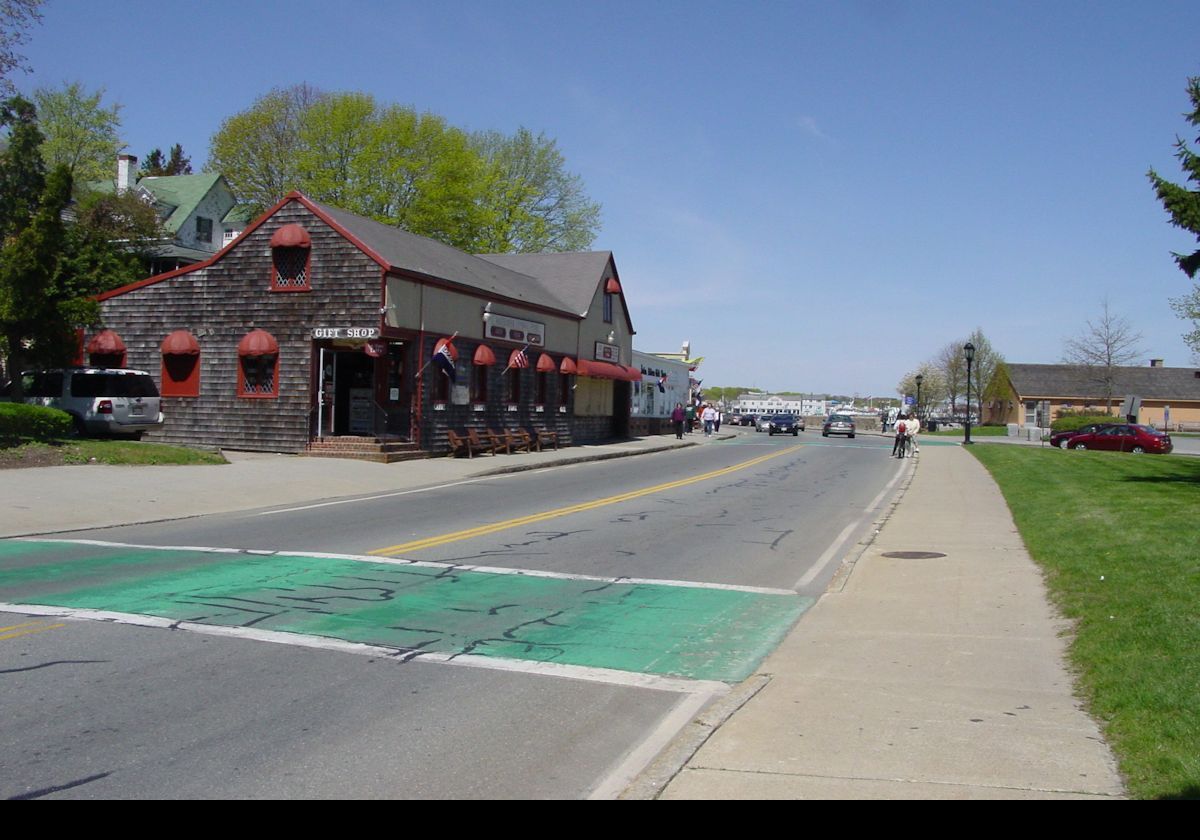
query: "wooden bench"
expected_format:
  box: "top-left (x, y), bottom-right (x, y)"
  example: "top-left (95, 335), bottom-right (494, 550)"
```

top-left (532, 427), bottom-right (559, 450)
top-left (468, 428), bottom-right (504, 455)
top-left (446, 430), bottom-right (474, 458)
top-left (506, 428), bottom-right (534, 453)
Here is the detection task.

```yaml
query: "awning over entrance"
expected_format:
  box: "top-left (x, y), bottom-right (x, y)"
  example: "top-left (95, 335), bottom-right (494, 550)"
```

top-left (577, 359), bottom-right (642, 381)
top-left (536, 353), bottom-right (557, 373)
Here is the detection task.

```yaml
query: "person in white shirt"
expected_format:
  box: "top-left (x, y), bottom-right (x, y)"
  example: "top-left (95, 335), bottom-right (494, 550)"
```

top-left (906, 415), bottom-right (921, 456)
top-left (701, 404), bottom-right (718, 436)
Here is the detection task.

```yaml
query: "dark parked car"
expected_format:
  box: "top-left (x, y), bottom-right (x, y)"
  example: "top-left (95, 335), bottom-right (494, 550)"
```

top-left (1049, 423), bottom-right (1113, 450)
top-left (768, 413), bottom-right (802, 435)
top-left (822, 414), bottom-right (856, 438)
top-left (1065, 424), bottom-right (1172, 454)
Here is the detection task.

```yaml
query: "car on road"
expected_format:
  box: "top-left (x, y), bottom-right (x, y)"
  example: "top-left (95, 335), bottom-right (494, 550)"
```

top-left (1049, 423), bottom-right (1113, 450)
top-left (767, 413), bottom-right (802, 435)
top-left (755, 414), bottom-right (773, 432)
top-left (822, 414), bottom-right (856, 438)
top-left (1064, 424), bottom-right (1172, 454)
top-left (2, 368), bottom-right (166, 438)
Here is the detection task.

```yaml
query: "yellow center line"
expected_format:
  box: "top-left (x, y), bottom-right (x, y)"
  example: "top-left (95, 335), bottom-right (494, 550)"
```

top-left (369, 444), bottom-right (803, 557)
top-left (0, 621), bottom-right (66, 641)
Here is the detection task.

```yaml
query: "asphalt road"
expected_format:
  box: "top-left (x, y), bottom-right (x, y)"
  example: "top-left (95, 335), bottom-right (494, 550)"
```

top-left (0, 431), bottom-right (908, 799)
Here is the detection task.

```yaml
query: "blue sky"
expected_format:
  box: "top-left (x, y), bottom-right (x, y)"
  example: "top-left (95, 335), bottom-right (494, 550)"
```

top-left (16, 0), bottom-right (1200, 397)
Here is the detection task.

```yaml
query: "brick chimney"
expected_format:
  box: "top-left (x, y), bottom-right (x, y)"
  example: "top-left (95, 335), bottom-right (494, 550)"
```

top-left (116, 154), bottom-right (138, 193)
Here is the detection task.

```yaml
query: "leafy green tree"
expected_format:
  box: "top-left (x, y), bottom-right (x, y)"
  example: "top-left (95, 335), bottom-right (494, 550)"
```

top-left (0, 93), bottom-right (43, 243)
top-left (33, 82), bottom-right (123, 183)
top-left (209, 86), bottom-right (600, 252)
top-left (63, 186), bottom-right (166, 294)
top-left (206, 83), bottom-right (320, 213)
top-left (0, 0), bottom-right (41, 96)
top-left (1149, 77), bottom-right (1200, 357)
top-left (473, 127), bottom-right (601, 252)
top-left (0, 165), bottom-right (76, 389)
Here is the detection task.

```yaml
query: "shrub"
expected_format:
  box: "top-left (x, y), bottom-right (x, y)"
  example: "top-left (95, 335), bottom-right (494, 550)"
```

top-left (1050, 412), bottom-right (1114, 433)
top-left (0, 403), bottom-right (73, 443)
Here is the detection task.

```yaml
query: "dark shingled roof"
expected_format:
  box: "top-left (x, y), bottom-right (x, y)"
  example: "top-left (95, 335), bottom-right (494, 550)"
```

top-left (478, 252), bottom-right (615, 317)
top-left (1006, 363), bottom-right (1200, 401)
top-left (307, 198), bottom-right (577, 315)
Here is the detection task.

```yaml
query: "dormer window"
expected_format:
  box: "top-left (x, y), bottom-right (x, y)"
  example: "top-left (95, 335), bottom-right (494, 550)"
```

top-left (195, 217), bottom-right (213, 243)
top-left (270, 224), bottom-right (312, 292)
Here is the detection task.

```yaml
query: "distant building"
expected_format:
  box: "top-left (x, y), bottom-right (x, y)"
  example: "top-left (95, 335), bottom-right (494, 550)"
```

top-left (734, 393), bottom-right (828, 416)
top-left (986, 361), bottom-right (1200, 429)
top-left (629, 350), bottom-right (690, 435)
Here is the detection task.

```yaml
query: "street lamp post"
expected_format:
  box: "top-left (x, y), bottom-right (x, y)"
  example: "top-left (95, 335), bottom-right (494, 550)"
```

top-left (964, 341), bottom-right (976, 445)
top-left (914, 374), bottom-right (923, 422)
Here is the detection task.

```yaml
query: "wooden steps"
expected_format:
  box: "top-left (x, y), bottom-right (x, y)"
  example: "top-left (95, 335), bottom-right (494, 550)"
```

top-left (303, 436), bottom-right (429, 464)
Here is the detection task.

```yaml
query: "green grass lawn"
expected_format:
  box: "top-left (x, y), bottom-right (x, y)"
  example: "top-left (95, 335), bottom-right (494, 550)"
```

top-left (968, 445), bottom-right (1200, 799)
top-left (0, 439), bottom-right (227, 468)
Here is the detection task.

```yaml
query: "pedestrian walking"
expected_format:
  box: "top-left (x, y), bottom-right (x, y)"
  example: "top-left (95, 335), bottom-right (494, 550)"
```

top-left (893, 416), bottom-right (908, 458)
top-left (671, 403), bottom-right (686, 440)
top-left (701, 404), bottom-right (717, 436)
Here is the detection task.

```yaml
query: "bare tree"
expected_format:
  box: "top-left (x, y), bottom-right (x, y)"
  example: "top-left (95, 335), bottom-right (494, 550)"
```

top-left (0, 0), bottom-right (42, 96)
top-left (1062, 301), bottom-right (1144, 413)
top-left (935, 340), bottom-right (966, 416)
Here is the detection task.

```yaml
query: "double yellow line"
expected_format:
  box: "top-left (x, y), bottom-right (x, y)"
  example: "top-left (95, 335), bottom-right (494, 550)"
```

top-left (0, 620), bottom-right (66, 641)
top-left (369, 444), bottom-right (802, 557)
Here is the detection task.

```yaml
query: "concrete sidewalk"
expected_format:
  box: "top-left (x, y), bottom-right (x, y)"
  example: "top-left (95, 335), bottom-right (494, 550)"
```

top-left (632, 444), bottom-right (1125, 799)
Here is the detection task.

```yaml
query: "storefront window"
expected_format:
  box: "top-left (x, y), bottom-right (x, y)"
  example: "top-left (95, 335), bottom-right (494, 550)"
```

top-left (471, 364), bottom-right (488, 403)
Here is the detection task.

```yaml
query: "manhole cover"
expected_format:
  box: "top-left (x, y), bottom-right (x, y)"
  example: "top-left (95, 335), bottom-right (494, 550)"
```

top-left (881, 551), bottom-right (947, 559)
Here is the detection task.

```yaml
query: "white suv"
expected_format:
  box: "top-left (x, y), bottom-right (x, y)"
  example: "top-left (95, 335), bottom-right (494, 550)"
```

top-left (4, 368), bottom-right (166, 438)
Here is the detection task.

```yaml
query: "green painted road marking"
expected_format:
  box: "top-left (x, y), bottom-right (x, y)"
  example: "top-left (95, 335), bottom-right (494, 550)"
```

top-left (0, 540), bottom-right (809, 683)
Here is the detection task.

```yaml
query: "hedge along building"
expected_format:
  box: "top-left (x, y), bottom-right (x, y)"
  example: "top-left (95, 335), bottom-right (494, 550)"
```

top-left (93, 192), bottom-right (638, 453)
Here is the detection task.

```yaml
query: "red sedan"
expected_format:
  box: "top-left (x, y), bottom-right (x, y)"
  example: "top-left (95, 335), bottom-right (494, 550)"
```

top-left (1066, 424), bottom-right (1173, 454)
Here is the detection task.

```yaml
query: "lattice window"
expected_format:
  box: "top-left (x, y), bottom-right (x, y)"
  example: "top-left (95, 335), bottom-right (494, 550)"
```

top-left (272, 246), bottom-right (310, 291)
top-left (241, 355), bottom-right (277, 396)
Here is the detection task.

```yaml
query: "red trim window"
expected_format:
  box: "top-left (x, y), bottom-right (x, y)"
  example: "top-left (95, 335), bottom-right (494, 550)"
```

top-left (160, 330), bottom-right (200, 397)
top-left (471, 363), bottom-right (488, 403)
top-left (270, 224), bottom-right (312, 292)
top-left (238, 329), bottom-right (280, 398)
top-left (507, 368), bottom-right (521, 404)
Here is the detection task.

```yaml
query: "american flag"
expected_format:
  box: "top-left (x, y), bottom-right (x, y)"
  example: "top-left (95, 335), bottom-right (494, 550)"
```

top-left (511, 347), bottom-right (529, 368)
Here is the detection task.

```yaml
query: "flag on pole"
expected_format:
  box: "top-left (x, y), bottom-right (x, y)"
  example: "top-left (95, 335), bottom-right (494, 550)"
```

top-left (502, 344), bottom-right (530, 374)
top-left (434, 340), bottom-right (456, 383)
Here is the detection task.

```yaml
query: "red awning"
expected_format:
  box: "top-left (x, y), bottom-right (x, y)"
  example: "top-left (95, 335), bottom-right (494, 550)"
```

top-left (559, 357), bottom-right (578, 375)
top-left (433, 336), bottom-right (458, 361)
top-left (161, 330), bottom-right (200, 356)
top-left (270, 223), bottom-right (311, 248)
top-left (87, 329), bottom-right (126, 355)
top-left (473, 344), bottom-right (496, 366)
top-left (507, 348), bottom-right (529, 369)
top-left (605, 277), bottom-right (622, 294)
top-left (577, 359), bottom-right (642, 381)
top-left (536, 353), bottom-right (557, 373)
top-left (238, 329), bottom-right (279, 357)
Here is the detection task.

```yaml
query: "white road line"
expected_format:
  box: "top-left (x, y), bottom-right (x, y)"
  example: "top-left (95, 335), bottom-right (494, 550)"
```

top-left (16, 538), bottom-right (799, 596)
top-left (0, 602), bottom-right (731, 696)
top-left (587, 689), bottom-right (717, 799)
top-left (253, 475), bottom-right (508, 516)
top-left (792, 457), bottom-right (910, 590)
